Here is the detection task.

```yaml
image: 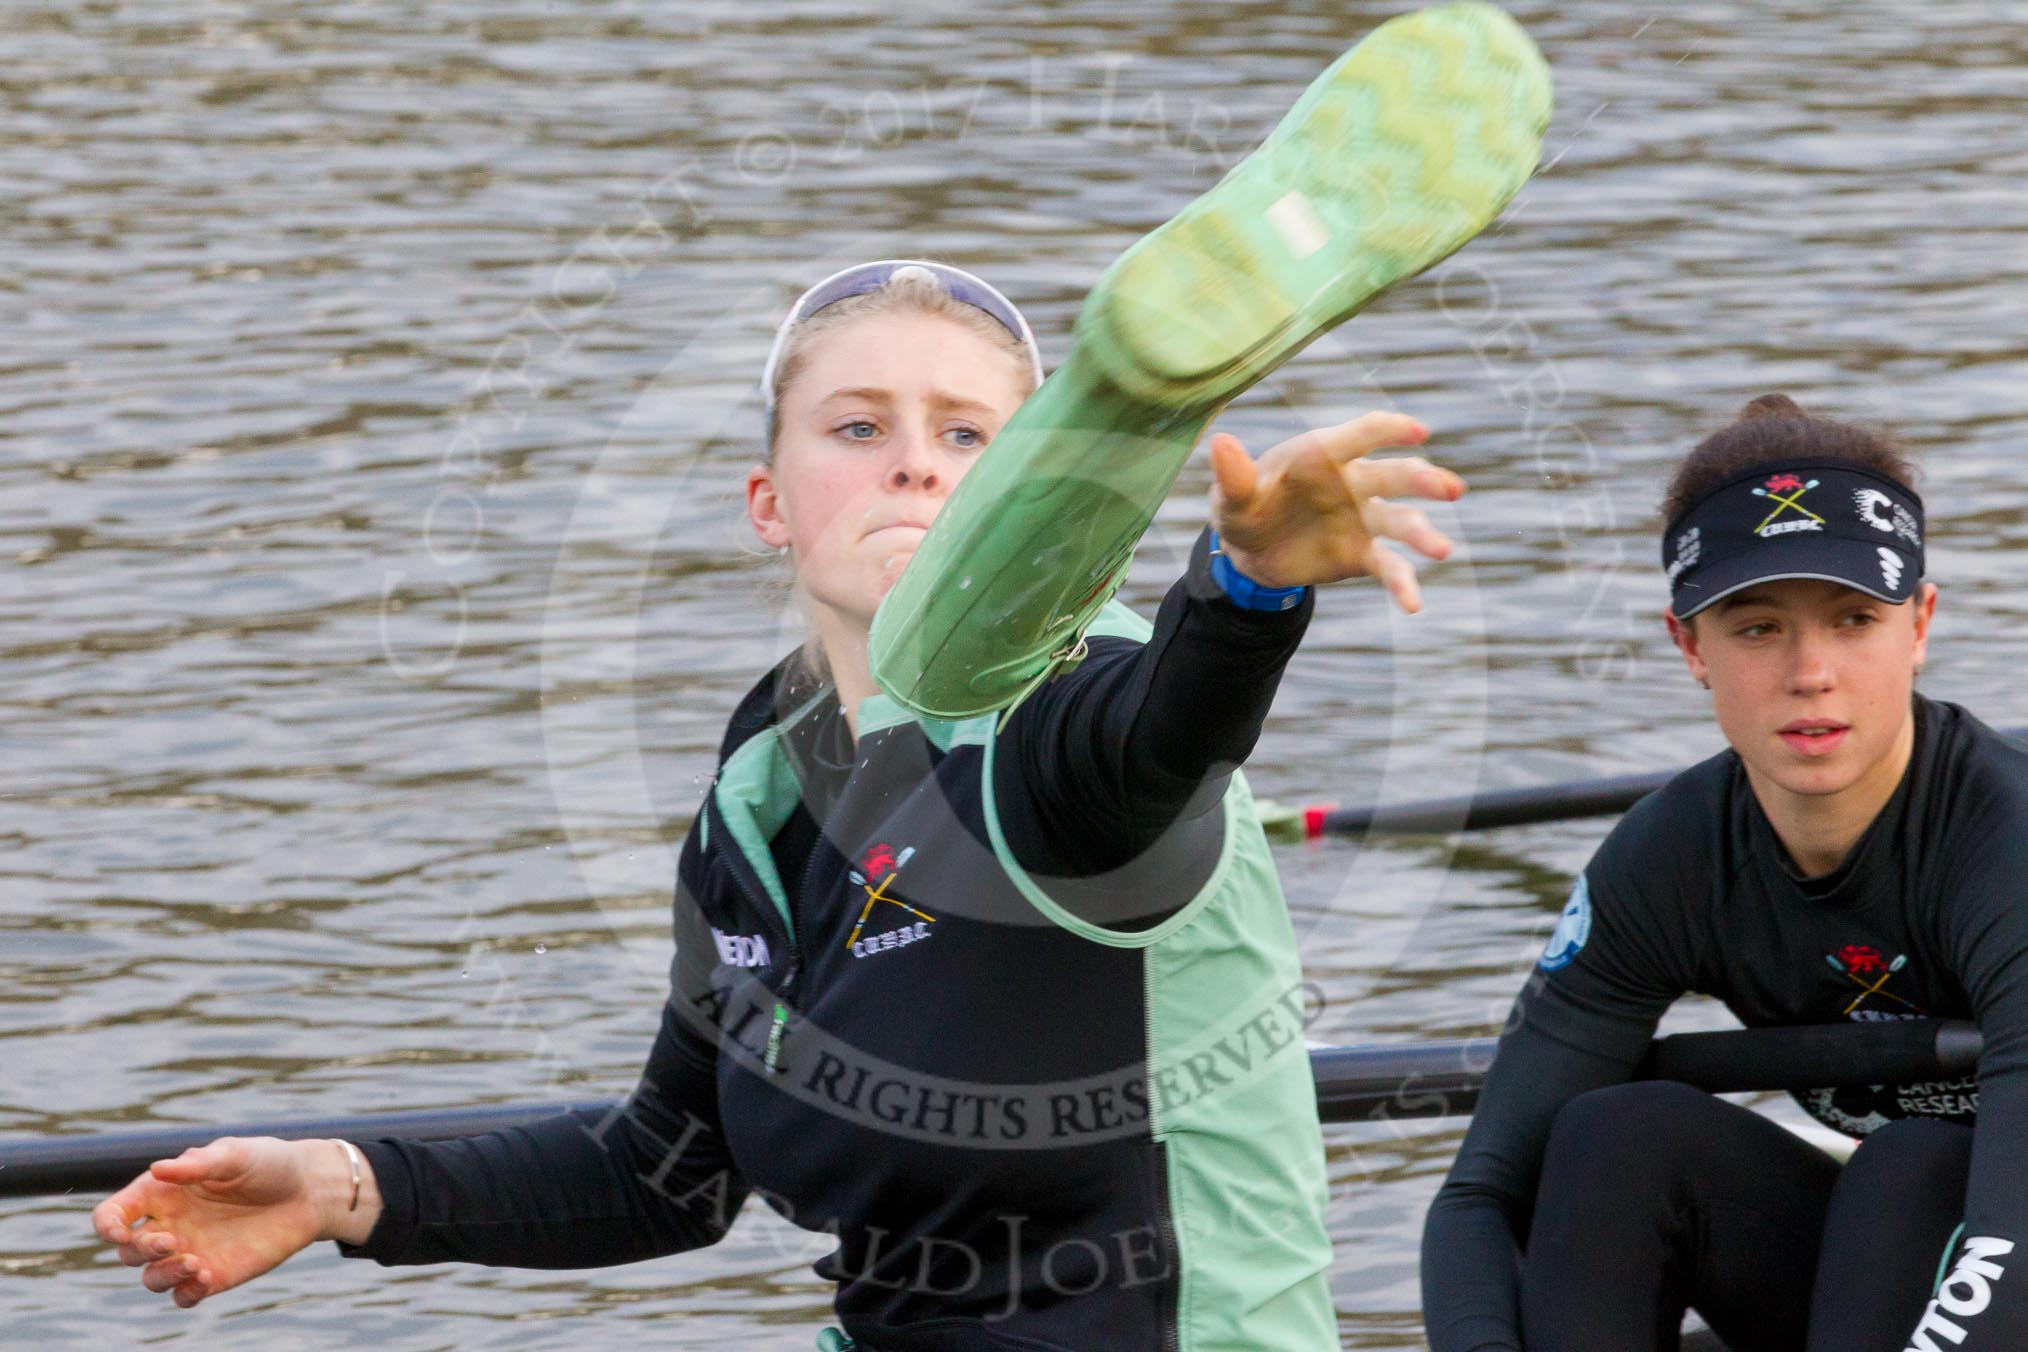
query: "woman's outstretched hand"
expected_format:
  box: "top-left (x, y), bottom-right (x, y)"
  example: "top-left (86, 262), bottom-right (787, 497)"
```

top-left (90, 1135), bottom-right (377, 1308)
top-left (1208, 410), bottom-right (1463, 611)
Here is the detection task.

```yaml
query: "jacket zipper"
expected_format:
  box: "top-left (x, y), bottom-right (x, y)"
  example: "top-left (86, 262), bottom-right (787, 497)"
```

top-left (1152, 1146), bottom-right (1182, 1352)
top-left (765, 814), bottom-right (834, 1073)
top-left (1146, 967), bottom-right (1182, 1352)
top-left (704, 792), bottom-right (802, 1074)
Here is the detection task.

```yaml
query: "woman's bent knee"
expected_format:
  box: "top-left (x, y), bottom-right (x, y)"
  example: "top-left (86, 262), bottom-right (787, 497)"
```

top-left (1537, 1081), bottom-right (1720, 1197)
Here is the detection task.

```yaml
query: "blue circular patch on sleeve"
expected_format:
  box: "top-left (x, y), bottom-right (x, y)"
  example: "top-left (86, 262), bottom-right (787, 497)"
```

top-left (1538, 875), bottom-right (1592, 971)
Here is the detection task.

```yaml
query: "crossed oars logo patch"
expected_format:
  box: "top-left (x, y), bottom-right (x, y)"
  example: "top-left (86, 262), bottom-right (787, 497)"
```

top-left (1825, 944), bottom-right (1920, 1016)
top-left (1753, 473), bottom-right (1826, 538)
top-left (846, 842), bottom-right (935, 953)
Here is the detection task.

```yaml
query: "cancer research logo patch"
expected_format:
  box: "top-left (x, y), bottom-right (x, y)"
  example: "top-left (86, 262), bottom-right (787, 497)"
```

top-left (1538, 876), bottom-right (1592, 971)
top-left (1666, 526), bottom-right (1701, 583)
top-left (1854, 487), bottom-right (1922, 548)
top-left (1879, 546), bottom-right (1905, 590)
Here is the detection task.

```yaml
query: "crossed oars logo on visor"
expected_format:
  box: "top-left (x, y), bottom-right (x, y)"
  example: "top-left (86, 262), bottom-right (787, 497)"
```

top-left (1753, 473), bottom-right (1825, 536)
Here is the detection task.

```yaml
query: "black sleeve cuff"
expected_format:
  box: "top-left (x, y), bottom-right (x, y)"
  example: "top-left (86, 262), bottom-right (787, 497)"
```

top-left (333, 1138), bottom-right (418, 1263)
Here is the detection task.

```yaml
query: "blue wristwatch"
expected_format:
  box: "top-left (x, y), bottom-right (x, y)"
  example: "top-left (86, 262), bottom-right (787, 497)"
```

top-left (1207, 530), bottom-right (1308, 611)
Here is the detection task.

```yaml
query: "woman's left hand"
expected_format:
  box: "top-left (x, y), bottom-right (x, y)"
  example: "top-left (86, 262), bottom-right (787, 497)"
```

top-left (1208, 411), bottom-right (1464, 612)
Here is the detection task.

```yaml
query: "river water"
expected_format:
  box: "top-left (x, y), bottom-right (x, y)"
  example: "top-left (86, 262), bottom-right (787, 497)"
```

top-left (5, 1), bottom-right (2026, 1347)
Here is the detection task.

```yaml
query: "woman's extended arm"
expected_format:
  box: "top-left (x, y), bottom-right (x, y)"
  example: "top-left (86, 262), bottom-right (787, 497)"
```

top-left (337, 989), bottom-right (746, 1269)
top-left (92, 1132), bottom-right (384, 1307)
top-left (93, 830), bottom-right (750, 1304)
top-left (994, 411), bottom-right (1459, 887)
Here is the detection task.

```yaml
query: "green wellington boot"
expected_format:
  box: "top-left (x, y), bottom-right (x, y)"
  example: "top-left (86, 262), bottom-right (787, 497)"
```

top-left (870, 2), bottom-right (1552, 721)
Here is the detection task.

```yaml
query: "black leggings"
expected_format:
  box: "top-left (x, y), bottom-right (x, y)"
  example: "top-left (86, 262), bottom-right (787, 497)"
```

top-left (1519, 1080), bottom-right (1971, 1352)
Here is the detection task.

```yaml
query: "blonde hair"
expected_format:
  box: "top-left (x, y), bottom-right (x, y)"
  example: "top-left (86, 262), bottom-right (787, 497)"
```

top-left (763, 266), bottom-right (1041, 456)
top-left (762, 265), bottom-right (1040, 695)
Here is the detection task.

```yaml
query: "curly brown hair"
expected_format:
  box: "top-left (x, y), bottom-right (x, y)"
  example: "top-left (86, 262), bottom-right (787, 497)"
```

top-left (1660, 394), bottom-right (1917, 527)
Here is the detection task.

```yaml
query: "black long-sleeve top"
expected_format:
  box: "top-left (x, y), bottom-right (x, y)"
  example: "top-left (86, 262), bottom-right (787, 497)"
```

top-left (1422, 696), bottom-right (2028, 1352)
top-left (337, 529), bottom-right (1333, 1351)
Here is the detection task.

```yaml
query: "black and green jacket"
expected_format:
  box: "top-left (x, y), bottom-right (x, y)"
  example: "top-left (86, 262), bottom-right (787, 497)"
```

top-left (342, 531), bottom-right (1337, 1352)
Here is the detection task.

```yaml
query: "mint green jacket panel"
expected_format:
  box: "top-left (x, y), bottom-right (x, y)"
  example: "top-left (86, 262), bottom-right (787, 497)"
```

top-left (976, 604), bottom-right (1336, 1350)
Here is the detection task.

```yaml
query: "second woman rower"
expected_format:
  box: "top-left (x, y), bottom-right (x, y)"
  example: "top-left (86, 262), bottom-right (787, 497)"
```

top-left (1421, 395), bottom-right (2028, 1352)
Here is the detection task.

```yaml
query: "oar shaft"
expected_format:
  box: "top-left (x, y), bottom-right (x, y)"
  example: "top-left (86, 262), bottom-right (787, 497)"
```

top-left (1637, 1018), bottom-right (1969, 1092)
top-left (1312, 726), bottom-right (2028, 837)
top-left (1317, 770), bottom-right (1672, 836)
top-left (0, 1100), bottom-right (610, 1202)
top-left (1316, 1018), bottom-right (1982, 1124)
top-left (0, 1022), bottom-right (1980, 1200)
top-left (1310, 1038), bottom-right (1498, 1121)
